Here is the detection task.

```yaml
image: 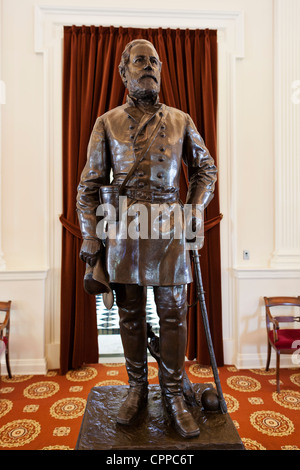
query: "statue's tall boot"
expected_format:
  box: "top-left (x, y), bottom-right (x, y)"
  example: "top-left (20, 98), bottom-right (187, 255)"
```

top-left (155, 285), bottom-right (200, 439)
top-left (114, 284), bottom-right (148, 425)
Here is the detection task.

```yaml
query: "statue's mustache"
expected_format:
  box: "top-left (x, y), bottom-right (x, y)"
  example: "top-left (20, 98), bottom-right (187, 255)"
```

top-left (139, 74), bottom-right (158, 84)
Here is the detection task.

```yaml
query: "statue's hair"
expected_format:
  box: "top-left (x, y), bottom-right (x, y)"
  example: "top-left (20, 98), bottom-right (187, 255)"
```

top-left (118, 39), bottom-right (162, 84)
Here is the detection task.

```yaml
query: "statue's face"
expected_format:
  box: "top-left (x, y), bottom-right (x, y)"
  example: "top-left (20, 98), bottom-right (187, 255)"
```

top-left (124, 43), bottom-right (161, 99)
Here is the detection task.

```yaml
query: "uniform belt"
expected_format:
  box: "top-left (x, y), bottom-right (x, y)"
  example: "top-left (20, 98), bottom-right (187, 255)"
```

top-left (123, 187), bottom-right (179, 203)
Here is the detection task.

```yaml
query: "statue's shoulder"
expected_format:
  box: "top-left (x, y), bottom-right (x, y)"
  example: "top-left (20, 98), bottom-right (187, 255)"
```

top-left (91, 105), bottom-right (124, 127)
top-left (95, 104), bottom-right (127, 123)
top-left (162, 104), bottom-right (189, 123)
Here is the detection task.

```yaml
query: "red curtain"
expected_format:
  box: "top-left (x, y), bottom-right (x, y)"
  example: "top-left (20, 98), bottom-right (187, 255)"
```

top-left (60, 25), bottom-right (223, 374)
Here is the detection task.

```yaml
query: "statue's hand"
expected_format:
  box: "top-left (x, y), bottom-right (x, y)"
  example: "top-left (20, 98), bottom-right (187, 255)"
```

top-left (184, 204), bottom-right (204, 250)
top-left (186, 205), bottom-right (203, 242)
top-left (186, 216), bottom-right (198, 244)
top-left (80, 239), bottom-right (102, 267)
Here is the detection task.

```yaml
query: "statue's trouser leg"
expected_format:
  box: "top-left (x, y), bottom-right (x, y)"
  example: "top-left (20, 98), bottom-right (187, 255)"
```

top-left (114, 283), bottom-right (148, 424)
top-left (154, 285), bottom-right (200, 438)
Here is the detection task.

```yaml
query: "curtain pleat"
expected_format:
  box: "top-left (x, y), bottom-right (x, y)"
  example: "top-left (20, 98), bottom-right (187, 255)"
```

top-left (60, 26), bottom-right (223, 374)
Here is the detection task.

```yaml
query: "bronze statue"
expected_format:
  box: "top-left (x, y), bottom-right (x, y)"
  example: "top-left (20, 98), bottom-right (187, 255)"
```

top-left (76, 39), bottom-right (217, 439)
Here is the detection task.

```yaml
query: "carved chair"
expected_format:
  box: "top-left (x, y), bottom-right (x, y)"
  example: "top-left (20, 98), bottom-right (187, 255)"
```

top-left (264, 296), bottom-right (300, 393)
top-left (0, 301), bottom-right (12, 379)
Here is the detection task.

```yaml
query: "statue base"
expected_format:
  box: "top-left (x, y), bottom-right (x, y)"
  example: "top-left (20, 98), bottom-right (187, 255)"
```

top-left (75, 384), bottom-right (244, 451)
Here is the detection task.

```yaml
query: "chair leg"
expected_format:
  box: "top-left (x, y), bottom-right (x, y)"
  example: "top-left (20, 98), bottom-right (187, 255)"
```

top-left (276, 350), bottom-right (280, 393)
top-left (266, 342), bottom-right (271, 371)
top-left (5, 346), bottom-right (12, 379)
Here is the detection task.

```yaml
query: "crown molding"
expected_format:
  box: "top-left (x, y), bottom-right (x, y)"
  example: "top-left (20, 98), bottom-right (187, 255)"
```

top-left (34, 5), bottom-right (245, 58)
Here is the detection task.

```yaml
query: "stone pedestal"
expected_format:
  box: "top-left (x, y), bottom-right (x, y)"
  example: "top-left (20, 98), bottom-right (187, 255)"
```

top-left (76, 384), bottom-right (244, 451)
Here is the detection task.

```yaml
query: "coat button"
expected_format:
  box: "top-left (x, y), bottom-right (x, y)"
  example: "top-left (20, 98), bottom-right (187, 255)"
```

top-left (159, 157), bottom-right (165, 162)
top-left (160, 147), bottom-right (165, 152)
top-left (138, 182), bottom-right (145, 188)
top-left (157, 172), bottom-right (164, 178)
top-left (138, 170), bottom-right (145, 177)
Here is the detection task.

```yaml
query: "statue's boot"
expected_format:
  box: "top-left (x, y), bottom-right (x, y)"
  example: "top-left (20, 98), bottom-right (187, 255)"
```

top-left (114, 284), bottom-right (148, 425)
top-left (155, 285), bottom-right (200, 439)
top-left (116, 383), bottom-right (148, 425)
top-left (162, 393), bottom-right (200, 438)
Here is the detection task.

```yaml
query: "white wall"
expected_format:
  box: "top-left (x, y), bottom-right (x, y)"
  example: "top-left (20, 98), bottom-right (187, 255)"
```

top-left (0, 0), bottom-right (299, 373)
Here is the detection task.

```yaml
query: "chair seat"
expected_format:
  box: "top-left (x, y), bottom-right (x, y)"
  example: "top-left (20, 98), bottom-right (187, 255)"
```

top-left (269, 329), bottom-right (300, 350)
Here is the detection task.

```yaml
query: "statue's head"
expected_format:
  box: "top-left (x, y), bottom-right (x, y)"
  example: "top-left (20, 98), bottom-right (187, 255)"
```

top-left (119, 39), bottom-right (162, 101)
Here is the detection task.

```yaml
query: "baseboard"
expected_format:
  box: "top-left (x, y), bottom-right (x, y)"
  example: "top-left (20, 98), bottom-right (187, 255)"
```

top-left (235, 353), bottom-right (297, 370)
top-left (1, 357), bottom-right (48, 376)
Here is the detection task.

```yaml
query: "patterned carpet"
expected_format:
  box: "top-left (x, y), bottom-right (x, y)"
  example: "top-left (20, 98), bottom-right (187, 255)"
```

top-left (0, 362), bottom-right (300, 451)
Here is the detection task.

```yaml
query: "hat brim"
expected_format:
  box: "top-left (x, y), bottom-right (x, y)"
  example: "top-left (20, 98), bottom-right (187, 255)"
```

top-left (103, 291), bottom-right (114, 310)
top-left (83, 257), bottom-right (113, 301)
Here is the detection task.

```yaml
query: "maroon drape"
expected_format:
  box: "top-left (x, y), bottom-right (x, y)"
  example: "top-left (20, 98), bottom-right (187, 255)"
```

top-left (60, 26), bottom-right (223, 374)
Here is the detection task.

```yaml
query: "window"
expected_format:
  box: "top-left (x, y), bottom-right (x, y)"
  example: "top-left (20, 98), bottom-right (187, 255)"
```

top-left (97, 287), bottom-right (160, 349)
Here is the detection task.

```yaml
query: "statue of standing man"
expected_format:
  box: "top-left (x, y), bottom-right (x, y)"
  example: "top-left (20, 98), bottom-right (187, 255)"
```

top-left (77, 39), bottom-right (217, 439)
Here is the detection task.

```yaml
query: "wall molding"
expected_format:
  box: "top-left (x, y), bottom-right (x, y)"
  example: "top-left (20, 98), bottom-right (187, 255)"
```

top-left (0, 270), bottom-right (48, 281)
top-left (234, 267), bottom-right (300, 280)
top-left (0, 1), bottom-right (5, 270)
top-left (34, 4), bottom-right (245, 368)
top-left (236, 353), bottom-right (295, 371)
top-left (0, 358), bottom-right (47, 376)
top-left (34, 5), bottom-right (245, 57)
top-left (271, 0), bottom-right (300, 268)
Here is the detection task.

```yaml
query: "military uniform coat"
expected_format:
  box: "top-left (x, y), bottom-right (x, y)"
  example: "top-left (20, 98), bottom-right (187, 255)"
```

top-left (77, 96), bottom-right (217, 286)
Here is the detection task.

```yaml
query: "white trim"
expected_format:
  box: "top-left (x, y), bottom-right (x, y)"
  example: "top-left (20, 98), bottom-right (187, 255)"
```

top-left (0, 358), bottom-right (47, 376)
top-left (34, 6), bottom-right (245, 58)
top-left (271, 0), bottom-right (300, 268)
top-left (0, 0), bottom-right (5, 270)
top-left (234, 268), bottom-right (300, 280)
top-left (0, 270), bottom-right (48, 281)
top-left (236, 353), bottom-right (296, 371)
top-left (34, 5), bottom-right (245, 368)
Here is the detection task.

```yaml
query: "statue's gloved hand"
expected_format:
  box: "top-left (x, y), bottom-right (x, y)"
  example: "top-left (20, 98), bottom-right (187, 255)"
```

top-left (80, 239), bottom-right (102, 267)
top-left (186, 205), bottom-right (203, 244)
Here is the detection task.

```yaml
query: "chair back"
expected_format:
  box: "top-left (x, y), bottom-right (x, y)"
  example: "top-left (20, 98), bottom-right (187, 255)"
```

top-left (264, 296), bottom-right (300, 325)
top-left (0, 301), bottom-right (12, 314)
top-left (0, 301), bottom-right (12, 338)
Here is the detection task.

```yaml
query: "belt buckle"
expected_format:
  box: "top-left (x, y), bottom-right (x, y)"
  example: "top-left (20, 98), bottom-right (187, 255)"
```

top-left (135, 190), bottom-right (143, 199)
top-left (136, 190), bottom-right (150, 201)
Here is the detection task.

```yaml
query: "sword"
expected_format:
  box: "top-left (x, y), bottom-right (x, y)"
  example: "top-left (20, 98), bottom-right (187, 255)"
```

top-left (191, 249), bottom-right (227, 414)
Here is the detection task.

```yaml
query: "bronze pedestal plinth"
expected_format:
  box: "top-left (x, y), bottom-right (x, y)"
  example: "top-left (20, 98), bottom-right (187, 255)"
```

top-left (76, 384), bottom-right (244, 451)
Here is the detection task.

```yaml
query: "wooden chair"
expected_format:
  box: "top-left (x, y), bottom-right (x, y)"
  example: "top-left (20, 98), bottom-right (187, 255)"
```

top-left (264, 296), bottom-right (300, 393)
top-left (0, 301), bottom-right (12, 379)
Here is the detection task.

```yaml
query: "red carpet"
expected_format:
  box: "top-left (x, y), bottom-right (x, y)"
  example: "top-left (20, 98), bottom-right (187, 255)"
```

top-left (0, 362), bottom-right (299, 450)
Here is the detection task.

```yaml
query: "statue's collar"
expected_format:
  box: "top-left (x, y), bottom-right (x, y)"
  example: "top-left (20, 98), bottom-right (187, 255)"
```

top-left (125, 94), bottom-right (162, 121)
top-left (126, 94), bottom-right (161, 107)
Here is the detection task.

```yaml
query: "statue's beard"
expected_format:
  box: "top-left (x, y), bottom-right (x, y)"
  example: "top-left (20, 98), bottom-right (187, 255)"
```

top-left (127, 76), bottom-right (160, 104)
top-left (131, 88), bottom-right (158, 104)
